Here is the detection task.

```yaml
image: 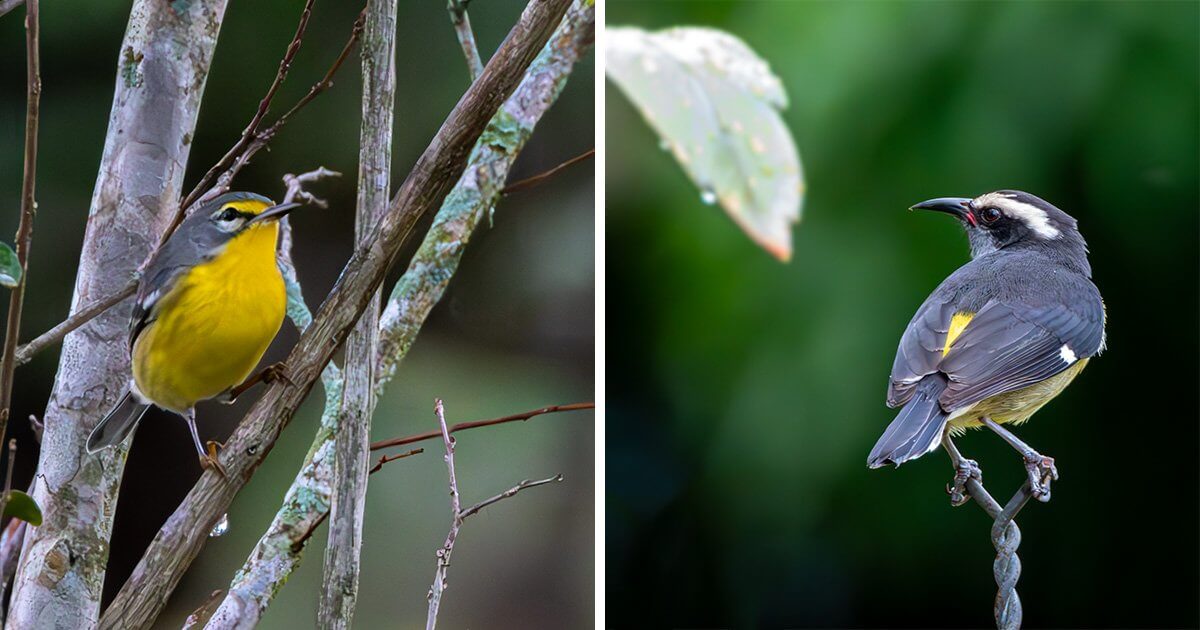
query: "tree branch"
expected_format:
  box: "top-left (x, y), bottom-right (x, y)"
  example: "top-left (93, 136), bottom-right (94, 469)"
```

top-left (12, 7), bottom-right (365, 369)
top-left (9, 1), bottom-right (230, 626)
top-left (448, 0), bottom-right (485, 81)
top-left (318, 0), bottom-right (396, 625)
top-left (98, 3), bottom-right (572, 627)
top-left (0, 0), bottom-right (39, 517)
top-left (426, 399), bottom-right (562, 630)
top-left (371, 402), bottom-right (593, 452)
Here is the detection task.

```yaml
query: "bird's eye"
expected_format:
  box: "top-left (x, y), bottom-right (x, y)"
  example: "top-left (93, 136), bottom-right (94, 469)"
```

top-left (218, 208), bottom-right (240, 222)
top-left (980, 207), bottom-right (1002, 224)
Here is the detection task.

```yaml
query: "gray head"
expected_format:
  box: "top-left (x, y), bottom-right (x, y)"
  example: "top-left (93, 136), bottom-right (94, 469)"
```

top-left (177, 191), bottom-right (300, 253)
top-left (911, 190), bottom-right (1090, 274)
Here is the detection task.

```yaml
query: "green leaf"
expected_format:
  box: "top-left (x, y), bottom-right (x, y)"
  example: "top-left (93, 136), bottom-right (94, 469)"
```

top-left (4, 490), bottom-right (41, 526)
top-left (0, 242), bottom-right (19, 288)
top-left (606, 26), bottom-right (804, 261)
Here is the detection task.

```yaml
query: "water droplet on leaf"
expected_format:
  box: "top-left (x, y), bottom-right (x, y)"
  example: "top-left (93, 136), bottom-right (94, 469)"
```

top-left (700, 190), bottom-right (717, 205)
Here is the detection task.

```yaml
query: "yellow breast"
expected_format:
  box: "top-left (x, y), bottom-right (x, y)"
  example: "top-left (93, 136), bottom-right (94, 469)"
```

top-left (132, 222), bottom-right (286, 412)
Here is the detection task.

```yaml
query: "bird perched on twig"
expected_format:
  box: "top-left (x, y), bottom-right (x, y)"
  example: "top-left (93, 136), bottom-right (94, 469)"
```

top-left (867, 190), bottom-right (1105, 502)
top-left (87, 192), bottom-right (301, 474)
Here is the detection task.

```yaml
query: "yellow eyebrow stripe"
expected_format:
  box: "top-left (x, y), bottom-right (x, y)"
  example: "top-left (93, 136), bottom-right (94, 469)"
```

top-left (944, 311), bottom-right (974, 357)
top-left (223, 199), bottom-right (270, 215)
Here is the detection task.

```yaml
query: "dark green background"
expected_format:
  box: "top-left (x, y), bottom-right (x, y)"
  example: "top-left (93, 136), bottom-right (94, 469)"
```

top-left (0, 0), bottom-right (594, 627)
top-left (607, 1), bottom-right (1198, 628)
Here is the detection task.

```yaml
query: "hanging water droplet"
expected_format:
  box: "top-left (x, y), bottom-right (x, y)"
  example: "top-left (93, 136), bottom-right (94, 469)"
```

top-left (700, 189), bottom-right (717, 205)
top-left (658, 138), bottom-right (672, 152)
top-left (209, 513), bottom-right (230, 538)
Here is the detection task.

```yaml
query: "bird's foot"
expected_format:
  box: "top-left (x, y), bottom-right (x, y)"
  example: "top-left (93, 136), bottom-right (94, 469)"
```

top-left (1023, 450), bottom-right (1057, 502)
top-left (260, 362), bottom-right (294, 387)
top-left (200, 440), bottom-right (227, 478)
top-left (221, 362), bottom-right (294, 405)
top-left (946, 457), bottom-right (982, 507)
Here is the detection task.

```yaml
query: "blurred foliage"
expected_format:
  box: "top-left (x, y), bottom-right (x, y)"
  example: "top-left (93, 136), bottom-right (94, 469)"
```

top-left (607, 1), bottom-right (1198, 628)
top-left (0, 0), bottom-right (593, 627)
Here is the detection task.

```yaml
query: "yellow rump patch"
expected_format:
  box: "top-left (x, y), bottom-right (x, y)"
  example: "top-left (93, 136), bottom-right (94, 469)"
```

top-left (943, 311), bottom-right (974, 357)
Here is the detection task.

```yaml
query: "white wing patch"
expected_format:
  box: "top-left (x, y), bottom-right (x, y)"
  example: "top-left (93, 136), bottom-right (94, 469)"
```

top-left (1059, 344), bottom-right (1077, 364)
top-left (974, 192), bottom-right (1061, 240)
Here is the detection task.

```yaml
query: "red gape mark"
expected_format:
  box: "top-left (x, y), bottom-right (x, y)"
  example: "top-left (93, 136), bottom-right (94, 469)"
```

top-left (963, 210), bottom-right (978, 227)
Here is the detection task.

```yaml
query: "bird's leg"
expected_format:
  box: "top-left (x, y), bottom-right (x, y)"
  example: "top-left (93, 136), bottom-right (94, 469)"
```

top-left (942, 429), bottom-right (981, 507)
top-left (220, 362), bottom-right (293, 405)
top-left (183, 409), bottom-right (226, 478)
top-left (982, 417), bottom-right (1057, 502)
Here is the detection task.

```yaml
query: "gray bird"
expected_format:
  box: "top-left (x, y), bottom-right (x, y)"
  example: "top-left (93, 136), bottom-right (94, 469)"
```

top-left (867, 190), bottom-right (1106, 501)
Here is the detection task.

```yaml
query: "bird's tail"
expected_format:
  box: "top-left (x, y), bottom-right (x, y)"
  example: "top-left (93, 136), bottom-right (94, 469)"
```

top-left (86, 389), bottom-right (150, 453)
top-left (868, 377), bottom-right (949, 468)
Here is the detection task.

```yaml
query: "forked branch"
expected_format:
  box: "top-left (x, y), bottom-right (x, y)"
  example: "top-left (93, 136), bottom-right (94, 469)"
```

top-left (426, 399), bottom-right (562, 630)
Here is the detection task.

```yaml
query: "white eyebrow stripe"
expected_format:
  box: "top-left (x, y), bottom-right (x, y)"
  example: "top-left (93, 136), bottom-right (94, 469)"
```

top-left (973, 193), bottom-right (1061, 239)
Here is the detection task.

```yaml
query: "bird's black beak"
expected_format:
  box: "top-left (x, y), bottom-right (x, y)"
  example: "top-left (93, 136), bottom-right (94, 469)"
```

top-left (910, 197), bottom-right (976, 227)
top-left (249, 202), bottom-right (302, 224)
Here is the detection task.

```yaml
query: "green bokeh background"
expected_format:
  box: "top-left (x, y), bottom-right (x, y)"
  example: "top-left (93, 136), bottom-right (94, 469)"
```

top-left (0, 1), bottom-right (594, 627)
top-left (606, 1), bottom-right (1198, 628)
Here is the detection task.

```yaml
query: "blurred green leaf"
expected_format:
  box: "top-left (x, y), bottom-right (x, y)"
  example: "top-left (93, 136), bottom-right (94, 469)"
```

top-left (606, 26), bottom-right (803, 261)
top-left (4, 490), bottom-right (41, 526)
top-left (0, 242), bottom-right (20, 288)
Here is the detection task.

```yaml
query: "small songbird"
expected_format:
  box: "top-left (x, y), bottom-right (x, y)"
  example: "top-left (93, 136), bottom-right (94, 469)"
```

top-left (867, 190), bottom-right (1105, 500)
top-left (87, 192), bottom-right (300, 472)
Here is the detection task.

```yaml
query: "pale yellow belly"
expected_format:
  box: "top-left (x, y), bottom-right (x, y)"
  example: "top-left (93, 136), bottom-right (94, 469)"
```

top-left (948, 358), bottom-right (1089, 433)
top-left (132, 252), bottom-right (285, 412)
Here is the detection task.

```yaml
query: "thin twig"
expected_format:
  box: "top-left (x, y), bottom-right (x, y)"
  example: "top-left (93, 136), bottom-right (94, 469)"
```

top-left (448, 0), bottom-right (484, 81)
top-left (0, 0), bottom-right (39, 520)
top-left (371, 402), bottom-right (593, 452)
top-left (368, 448), bottom-right (422, 475)
top-left (459, 474), bottom-right (563, 520)
top-left (179, 0), bottom-right (317, 216)
top-left (13, 9), bottom-right (365, 368)
top-left (427, 400), bottom-right (460, 630)
top-left (500, 148), bottom-right (594, 196)
top-left (13, 286), bottom-right (133, 367)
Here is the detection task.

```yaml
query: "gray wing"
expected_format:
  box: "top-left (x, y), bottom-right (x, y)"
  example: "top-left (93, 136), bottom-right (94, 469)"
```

top-left (129, 222), bottom-right (212, 349)
top-left (886, 295), bottom-right (958, 408)
top-left (937, 293), bottom-right (1104, 411)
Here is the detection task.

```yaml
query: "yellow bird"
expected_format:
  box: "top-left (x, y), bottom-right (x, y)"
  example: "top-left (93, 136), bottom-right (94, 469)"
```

top-left (87, 192), bottom-right (300, 472)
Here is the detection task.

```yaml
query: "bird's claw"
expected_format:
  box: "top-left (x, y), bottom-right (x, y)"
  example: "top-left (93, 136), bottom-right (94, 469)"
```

top-left (261, 362), bottom-right (294, 387)
top-left (1023, 451), bottom-right (1057, 502)
top-left (946, 457), bottom-right (982, 507)
top-left (201, 440), bottom-right (227, 479)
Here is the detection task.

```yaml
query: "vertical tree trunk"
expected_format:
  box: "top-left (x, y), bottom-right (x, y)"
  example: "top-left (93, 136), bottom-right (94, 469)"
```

top-left (317, 0), bottom-right (396, 626)
top-left (7, 1), bottom-right (227, 627)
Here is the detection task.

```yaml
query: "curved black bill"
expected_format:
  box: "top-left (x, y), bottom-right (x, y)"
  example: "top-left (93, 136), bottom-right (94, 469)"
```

top-left (910, 197), bottom-right (975, 225)
top-left (249, 202), bottom-right (302, 224)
